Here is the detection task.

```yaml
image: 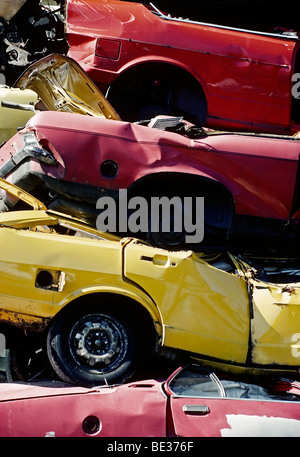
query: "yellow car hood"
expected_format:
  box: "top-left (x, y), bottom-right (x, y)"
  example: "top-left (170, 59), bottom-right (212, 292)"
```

top-left (0, 177), bottom-right (46, 211)
top-left (16, 53), bottom-right (120, 120)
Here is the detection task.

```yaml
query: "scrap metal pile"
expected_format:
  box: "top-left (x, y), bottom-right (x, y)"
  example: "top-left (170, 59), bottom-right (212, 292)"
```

top-left (1, 0), bottom-right (300, 437)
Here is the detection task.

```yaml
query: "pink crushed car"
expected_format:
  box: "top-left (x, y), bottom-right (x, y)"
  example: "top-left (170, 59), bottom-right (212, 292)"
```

top-left (2, 54), bottom-right (300, 252)
top-left (0, 364), bottom-right (300, 437)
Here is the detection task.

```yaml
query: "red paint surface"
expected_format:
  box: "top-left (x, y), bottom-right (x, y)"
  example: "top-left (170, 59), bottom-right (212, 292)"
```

top-left (12, 111), bottom-right (300, 222)
top-left (66, 0), bottom-right (300, 134)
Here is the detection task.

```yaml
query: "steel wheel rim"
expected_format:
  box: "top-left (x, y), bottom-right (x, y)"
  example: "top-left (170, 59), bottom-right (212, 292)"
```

top-left (69, 314), bottom-right (129, 373)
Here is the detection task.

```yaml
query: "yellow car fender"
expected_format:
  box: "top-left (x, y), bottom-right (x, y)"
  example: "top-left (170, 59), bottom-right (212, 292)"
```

top-left (52, 282), bottom-right (163, 340)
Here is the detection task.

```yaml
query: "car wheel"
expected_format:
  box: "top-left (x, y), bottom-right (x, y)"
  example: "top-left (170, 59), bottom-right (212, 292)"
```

top-left (143, 177), bottom-right (234, 250)
top-left (47, 307), bottom-right (139, 386)
top-left (150, 229), bottom-right (186, 249)
top-left (147, 192), bottom-right (202, 250)
top-left (6, 344), bottom-right (55, 382)
top-left (149, 209), bottom-right (187, 249)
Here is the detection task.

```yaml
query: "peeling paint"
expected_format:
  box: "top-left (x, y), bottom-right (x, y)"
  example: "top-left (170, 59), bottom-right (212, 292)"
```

top-left (221, 414), bottom-right (300, 437)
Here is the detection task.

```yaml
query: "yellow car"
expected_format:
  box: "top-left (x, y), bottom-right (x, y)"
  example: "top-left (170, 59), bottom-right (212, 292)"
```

top-left (0, 178), bottom-right (300, 386)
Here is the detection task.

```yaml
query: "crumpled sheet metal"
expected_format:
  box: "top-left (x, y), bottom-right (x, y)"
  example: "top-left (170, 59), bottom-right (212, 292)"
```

top-left (251, 279), bottom-right (300, 366)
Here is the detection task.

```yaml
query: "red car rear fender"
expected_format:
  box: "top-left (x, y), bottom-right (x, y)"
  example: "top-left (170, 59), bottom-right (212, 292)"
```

top-left (4, 111), bottom-right (299, 224)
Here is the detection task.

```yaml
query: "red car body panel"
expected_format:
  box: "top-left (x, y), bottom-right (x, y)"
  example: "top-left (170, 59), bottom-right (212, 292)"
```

top-left (169, 396), bottom-right (300, 437)
top-left (2, 110), bottom-right (300, 223)
top-left (0, 380), bottom-right (166, 437)
top-left (66, 0), bottom-right (300, 135)
top-left (0, 366), bottom-right (300, 437)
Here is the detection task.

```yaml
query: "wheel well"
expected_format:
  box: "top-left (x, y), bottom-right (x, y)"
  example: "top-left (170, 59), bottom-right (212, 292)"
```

top-left (106, 62), bottom-right (207, 125)
top-left (128, 172), bottom-right (235, 230)
top-left (50, 292), bottom-right (159, 354)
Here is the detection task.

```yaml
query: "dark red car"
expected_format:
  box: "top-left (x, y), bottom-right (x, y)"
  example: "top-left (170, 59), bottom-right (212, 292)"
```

top-left (66, 0), bottom-right (300, 135)
top-left (1, 364), bottom-right (300, 437)
top-left (2, 108), bottom-right (300, 251)
top-left (2, 54), bottom-right (300, 252)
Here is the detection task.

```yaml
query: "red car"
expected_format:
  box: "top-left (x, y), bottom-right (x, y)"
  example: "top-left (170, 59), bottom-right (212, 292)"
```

top-left (0, 364), bottom-right (300, 437)
top-left (66, 0), bottom-right (300, 135)
top-left (3, 54), bottom-right (300, 252)
top-left (2, 109), bottom-right (300, 251)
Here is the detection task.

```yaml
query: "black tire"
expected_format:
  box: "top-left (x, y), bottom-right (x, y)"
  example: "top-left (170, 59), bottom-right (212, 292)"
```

top-left (147, 192), bottom-right (201, 250)
top-left (149, 209), bottom-right (187, 250)
top-left (6, 342), bottom-right (55, 382)
top-left (144, 178), bottom-right (234, 250)
top-left (46, 306), bottom-right (139, 387)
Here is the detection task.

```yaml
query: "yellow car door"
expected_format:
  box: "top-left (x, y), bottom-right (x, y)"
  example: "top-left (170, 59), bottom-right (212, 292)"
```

top-left (123, 241), bottom-right (250, 365)
top-left (250, 277), bottom-right (300, 367)
top-left (0, 224), bottom-right (57, 329)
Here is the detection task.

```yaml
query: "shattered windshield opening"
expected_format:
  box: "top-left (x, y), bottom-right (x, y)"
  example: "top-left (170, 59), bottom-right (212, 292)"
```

top-left (168, 365), bottom-right (300, 401)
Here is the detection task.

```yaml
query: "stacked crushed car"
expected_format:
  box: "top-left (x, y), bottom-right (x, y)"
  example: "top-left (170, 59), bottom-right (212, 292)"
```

top-left (0, 0), bottom-right (300, 437)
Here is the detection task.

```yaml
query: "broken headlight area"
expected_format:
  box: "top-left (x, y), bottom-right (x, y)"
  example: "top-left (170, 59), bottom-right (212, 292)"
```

top-left (0, 131), bottom-right (58, 212)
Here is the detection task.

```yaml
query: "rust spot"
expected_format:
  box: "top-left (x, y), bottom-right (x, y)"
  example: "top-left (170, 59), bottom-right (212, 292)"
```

top-left (281, 285), bottom-right (295, 294)
top-left (0, 309), bottom-right (50, 332)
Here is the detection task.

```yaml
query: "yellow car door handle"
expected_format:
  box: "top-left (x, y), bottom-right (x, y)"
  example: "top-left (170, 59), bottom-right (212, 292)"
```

top-left (140, 254), bottom-right (170, 266)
